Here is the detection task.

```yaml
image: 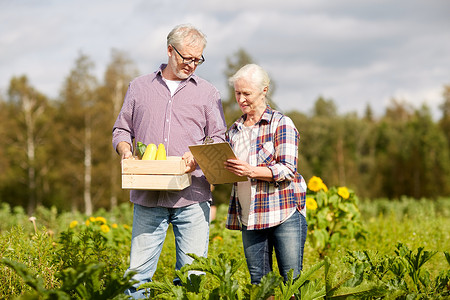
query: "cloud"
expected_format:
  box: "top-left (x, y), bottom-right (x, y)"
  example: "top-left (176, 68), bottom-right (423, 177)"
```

top-left (0, 0), bottom-right (449, 120)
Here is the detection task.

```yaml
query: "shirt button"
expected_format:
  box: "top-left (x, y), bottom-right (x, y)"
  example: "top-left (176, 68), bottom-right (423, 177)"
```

top-left (166, 119), bottom-right (169, 122)
top-left (164, 138), bottom-right (167, 142)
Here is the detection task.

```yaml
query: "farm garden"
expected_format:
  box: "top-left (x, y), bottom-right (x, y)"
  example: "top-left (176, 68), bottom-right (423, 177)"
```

top-left (0, 177), bottom-right (449, 299)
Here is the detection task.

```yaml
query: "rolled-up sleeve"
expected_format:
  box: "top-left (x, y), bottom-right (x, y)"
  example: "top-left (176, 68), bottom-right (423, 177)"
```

top-left (112, 84), bottom-right (135, 152)
top-left (267, 116), bottom-right (299, 183)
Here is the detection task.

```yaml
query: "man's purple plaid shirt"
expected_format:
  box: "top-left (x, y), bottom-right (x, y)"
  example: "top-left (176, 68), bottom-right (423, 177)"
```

top-left (112, 64), bottom-right (226, 208)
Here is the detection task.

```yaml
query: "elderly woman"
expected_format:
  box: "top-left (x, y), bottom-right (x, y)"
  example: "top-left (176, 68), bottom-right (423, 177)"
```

top-left (224, 64), bottom-right (307, 285)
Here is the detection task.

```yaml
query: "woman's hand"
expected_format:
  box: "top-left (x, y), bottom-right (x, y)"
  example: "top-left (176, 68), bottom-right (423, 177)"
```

top-left (224, 158), bottom-right (255, 178)
top-left (225, 158), bottom-right (274, 181)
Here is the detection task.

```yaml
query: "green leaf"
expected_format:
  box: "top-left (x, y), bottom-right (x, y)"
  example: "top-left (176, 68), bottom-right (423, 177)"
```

top-left (444, 251), bottom-right (450, 266)
top-left (136, 141), bottom-right (147, 157)
top-left (249, 271), bottom-right (282, 300)
top-left (1, 258), bottom-right (48, 294)
top-left (280, 259), bottom-right (326, 299)
top-left (312, 229), bottom-right (329, 249)
top-left (300, 279), bottom-right (326, 300)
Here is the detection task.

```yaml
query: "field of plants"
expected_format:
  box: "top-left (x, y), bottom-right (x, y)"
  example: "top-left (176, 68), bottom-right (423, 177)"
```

top-left (0, 179), bottom-right (449, 299)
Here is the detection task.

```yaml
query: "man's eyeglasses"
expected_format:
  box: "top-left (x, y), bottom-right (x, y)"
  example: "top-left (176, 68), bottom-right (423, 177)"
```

top-left (171, 45), bottom-right (205, 66)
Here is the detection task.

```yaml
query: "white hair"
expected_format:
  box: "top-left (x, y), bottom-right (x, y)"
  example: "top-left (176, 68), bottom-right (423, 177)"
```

top-left (167, 24), bottom-right (207, 49)
top-left (228, 64), bottom-right (270, 92)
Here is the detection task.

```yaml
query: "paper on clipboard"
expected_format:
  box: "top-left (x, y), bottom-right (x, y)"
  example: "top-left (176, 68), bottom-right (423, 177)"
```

top-left (189, 142), bottom-right (247, 184)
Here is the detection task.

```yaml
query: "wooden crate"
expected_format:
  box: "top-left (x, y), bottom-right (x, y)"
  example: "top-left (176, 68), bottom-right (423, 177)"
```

top-left (122, 156), bottom-right (191, 190)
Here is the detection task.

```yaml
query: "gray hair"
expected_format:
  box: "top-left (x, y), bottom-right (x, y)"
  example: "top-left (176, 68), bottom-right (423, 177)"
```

top-left (167, 24), bottom-right (207, 49)
top-left (228, 64), bottom-right (270, 92)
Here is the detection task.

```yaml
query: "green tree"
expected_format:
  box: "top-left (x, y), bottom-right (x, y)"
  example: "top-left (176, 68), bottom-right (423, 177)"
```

top-left (0, 95), bottom-right (6, 185)
top-left (364, 103), bottom-right (374, 122)
top-left (291, 98), bottom-right (379, 198)
top-left (439, 85), bottom-right (450, 147)
top-left (297, 97), bottom-right (339, 183)
top-left (374, 99), bottom-right (414, 198)
top-left (58, 53), bottom-right (99, 215)
top-left (312, 96), bottom-right (337, 118)
top-left (410, 105), bottom-right (450, 197)
top-left (350, 115), bottom-right (378, 197)
top-left (222, 48), bottom-right (255, 126)
top-left (5, 76), bottom-right (52, 213)
top-left (439, 85), bottom-right (450, 195)
top-left (335, 113), bottom-right (377, 196)
top-left (98, 49), bottom-right (139, 210)
top-left (374, 100), bottom-right (450, 198)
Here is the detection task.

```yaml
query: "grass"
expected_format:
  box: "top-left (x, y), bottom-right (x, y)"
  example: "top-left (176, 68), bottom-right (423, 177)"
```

top-left (152, 198), bottom-right (450, 284)
top-left (0, 197), bottom-right (449, 298)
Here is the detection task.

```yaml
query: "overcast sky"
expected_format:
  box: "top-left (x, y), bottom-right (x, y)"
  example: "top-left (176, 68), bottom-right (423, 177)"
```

top-left (1, 0), bottom-right (449, 119)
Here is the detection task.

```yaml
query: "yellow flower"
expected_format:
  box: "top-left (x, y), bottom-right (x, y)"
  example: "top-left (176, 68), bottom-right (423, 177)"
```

top-left (89, 216), bottom-right (96, 222)
top-left (85, 220), bottom-right (90, 226)
top-left (338, 187), bottom-right (350, 199)
top-left (308, 176), bottom-right (324, 192)
top-left (95, 216), bottom-right (107, 224)
top-left (69, 220), bottom-right (78, 228)
top-left (308, 176), bottom-right (328, 192)
top-left (306, 198), bottom-right (318, 210)
top-left (212, 236), bottom-right (223, 242)
top-left (100, 224), bottom-right (110, 233)
top-left (112, 223), bottom-right (118, 229)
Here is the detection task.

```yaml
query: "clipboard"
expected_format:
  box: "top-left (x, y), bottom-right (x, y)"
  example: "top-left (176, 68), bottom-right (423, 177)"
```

top-left (189, 142), bottom-right (247, 184)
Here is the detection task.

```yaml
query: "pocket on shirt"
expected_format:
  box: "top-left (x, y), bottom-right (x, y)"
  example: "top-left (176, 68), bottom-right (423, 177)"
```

top-left (257, 142), bottom-right (275, 165)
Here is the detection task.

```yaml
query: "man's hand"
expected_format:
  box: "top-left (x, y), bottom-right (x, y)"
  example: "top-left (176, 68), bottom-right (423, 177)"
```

top-left (117, 141), bottom-right (133, 160)
top-left (182, 151), bottom-right (197, 173)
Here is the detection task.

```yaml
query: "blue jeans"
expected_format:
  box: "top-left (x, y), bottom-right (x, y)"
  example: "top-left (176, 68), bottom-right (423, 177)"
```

top-left (124, 202), bottom-right (210, 299)
top-left (242, 210), bottom-right (307, 284)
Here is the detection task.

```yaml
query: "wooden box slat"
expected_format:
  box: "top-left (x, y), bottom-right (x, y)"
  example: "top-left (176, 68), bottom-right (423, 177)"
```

top-left (121, 157), bottom-right (190, 190)
top-left (122, 173), bottom-right (191, 190)
top-left (122, 156), bottom-right (186, 175)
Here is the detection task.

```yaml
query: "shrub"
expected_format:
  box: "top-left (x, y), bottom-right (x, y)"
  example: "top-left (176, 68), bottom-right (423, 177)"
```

top-left (305, 176), bottom-right (367, 257)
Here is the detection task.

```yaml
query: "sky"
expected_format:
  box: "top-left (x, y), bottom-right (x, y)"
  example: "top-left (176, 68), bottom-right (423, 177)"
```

top-left (1, 0), bottom-right (449, 119)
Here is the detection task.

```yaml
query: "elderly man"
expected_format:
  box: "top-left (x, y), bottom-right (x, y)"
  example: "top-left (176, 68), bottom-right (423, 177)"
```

top-left (112, 24), bottom-right (226, 298)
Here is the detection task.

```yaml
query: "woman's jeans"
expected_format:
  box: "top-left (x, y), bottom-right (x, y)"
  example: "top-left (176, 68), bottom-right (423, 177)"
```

top-left (242, 209), bottom-right (307, 284)
top-left (124, 202), bottom-right (210, 299)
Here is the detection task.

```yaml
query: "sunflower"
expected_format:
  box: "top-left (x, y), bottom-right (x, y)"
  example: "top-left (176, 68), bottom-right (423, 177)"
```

top-left (308, 176), bottom-right (324, 192)
top-left (69, 220), bottom-right (78, 228)
top-left (306, 198), bottom-right (318, 210)
top-left (95, 216), bottom-right (107, 224)
top-left (338, 187), bottom-right (350, 199)
top-left (100, 224), bottom-right (110, 233)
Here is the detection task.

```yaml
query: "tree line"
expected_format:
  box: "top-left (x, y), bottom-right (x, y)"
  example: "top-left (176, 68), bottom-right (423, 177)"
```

top-left (1, 49), bottom-right (449, 215)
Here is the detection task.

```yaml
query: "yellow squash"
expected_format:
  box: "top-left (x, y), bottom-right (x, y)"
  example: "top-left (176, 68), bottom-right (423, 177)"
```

top-left (142, 143), bottom-right (157, 160)
top-left (155, 143), bottom-right (167, 160)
